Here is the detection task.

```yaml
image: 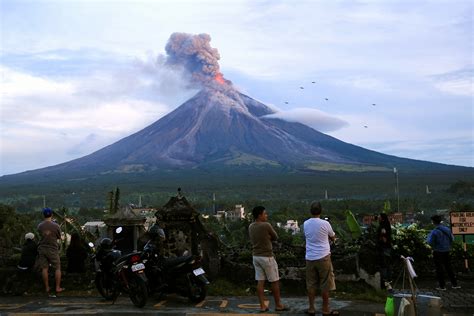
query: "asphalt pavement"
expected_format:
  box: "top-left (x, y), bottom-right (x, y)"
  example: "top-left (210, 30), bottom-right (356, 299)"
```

top-left (0, 290), bottom-right (473, 316)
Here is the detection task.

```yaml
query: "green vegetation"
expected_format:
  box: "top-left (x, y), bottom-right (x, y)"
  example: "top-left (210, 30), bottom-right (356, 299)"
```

top-left (306, 162), bottom-right (390, 172)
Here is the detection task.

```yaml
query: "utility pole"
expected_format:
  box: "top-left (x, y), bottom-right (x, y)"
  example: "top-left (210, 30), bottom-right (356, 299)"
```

top-left (394, 167), bottom-right (400, 213)
top-left (212, 193), bottom-right (216, 214)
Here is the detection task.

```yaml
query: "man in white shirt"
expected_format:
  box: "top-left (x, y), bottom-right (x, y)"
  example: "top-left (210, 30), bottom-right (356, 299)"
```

top-left (303, 201), bottom-right (339, 316)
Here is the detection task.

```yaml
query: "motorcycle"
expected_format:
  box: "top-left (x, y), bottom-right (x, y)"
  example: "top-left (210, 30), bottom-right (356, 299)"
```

top-left (142, 240), bottom-right (210, 303)
top-left (92, 227), bottom-right (148, 308)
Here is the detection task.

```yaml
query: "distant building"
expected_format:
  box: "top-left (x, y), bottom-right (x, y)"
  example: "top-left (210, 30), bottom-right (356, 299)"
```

top-left (362, 212), bottom-right (404, 226)
top-left (82, 221), bottom-right (107, 238)
top-left (277, 220), bottom-right (301, 235)
top-left (130, 207), bottom-right (157, 230)
top-left (213, 204), bottom-right (246, 221)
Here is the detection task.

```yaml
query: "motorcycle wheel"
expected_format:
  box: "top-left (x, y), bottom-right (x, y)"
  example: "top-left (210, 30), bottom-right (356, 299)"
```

top-left (95, 272), bottom-right (117, 300)
top-left (188, 277), bottom-right (206, 303)
top-left (128, 276), bottom-right (148, 308)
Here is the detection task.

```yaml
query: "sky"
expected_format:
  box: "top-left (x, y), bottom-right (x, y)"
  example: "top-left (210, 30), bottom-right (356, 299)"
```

top-left (0, 0), bottom-right (473, 176)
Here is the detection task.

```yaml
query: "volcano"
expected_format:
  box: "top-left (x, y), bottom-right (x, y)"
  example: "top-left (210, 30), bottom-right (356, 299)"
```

top-left (4, 82), bottom-right (464, 182)
top-left (1, 32), bottom-right (468, 186)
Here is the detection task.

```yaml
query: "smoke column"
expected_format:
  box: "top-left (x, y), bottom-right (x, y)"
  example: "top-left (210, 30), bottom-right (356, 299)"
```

top-left (165, 33), bottom-right (228, 87)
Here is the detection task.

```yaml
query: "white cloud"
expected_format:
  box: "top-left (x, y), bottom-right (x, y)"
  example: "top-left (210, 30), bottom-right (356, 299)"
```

top-left (329, 76), bottom-right (393, 92)
top-left (0, 63), bottom-right (189, 175)
top-left (263, 108), bottom-right (348, 132)
top-left (431, 69), bottom-right (474, 96)
top-left (1, 66), bottom-right (75, 97)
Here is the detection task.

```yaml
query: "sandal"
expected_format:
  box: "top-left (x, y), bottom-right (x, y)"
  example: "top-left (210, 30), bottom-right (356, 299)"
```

top-left (259, 307), bottom-right (269, 313)
top-left (275, 306), bottom-right (290, 311)
top-left (305, 310), bottom-right (316, 316)
top-left (322, 311), bottom-right (340, 315)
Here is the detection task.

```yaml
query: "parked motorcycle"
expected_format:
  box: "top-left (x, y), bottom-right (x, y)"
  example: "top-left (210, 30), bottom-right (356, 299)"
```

top-left (142, 240), bottom-right (209, 303)
top-left (92, 227), bottom-right (148, 307)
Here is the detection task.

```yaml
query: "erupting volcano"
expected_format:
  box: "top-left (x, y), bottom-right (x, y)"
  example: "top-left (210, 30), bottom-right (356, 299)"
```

top-left (3, 33), bottom-right (463, 181)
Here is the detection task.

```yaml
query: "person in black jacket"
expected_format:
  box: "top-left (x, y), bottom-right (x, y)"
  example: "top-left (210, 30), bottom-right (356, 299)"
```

top-left (19, 232), bottom-right (38, 269)
top-left (376, 213), bottom-right (392, 288)
top-left (66, 233), bottom-right (88, 273)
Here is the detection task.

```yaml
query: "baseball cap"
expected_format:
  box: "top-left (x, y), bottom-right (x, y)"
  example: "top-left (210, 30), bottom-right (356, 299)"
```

top-left (25, 232), bottom-right (35, 240)
top-left (42, 207), bottom-right (53, 217)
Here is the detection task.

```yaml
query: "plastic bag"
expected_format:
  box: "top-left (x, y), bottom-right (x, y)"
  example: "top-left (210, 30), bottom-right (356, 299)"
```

top-left (385, 296), bottom-right (394, 316)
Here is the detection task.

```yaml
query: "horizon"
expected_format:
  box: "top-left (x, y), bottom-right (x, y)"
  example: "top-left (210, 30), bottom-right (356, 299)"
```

top-left (1, 0), bottom-right (473, 176)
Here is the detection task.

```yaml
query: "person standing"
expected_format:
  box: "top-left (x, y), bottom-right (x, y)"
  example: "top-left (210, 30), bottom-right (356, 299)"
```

top-left (376, 213), bottom-right (392, 288)
top-left (303, 201), bottom-right (339, 316)
top-left (427, 215), bottom-right (460, 290)
top-left (37, 207), bottom-right (64, 297)
top-left (18, 232), bottom-right (38, 270)
top-left (248, 206), bottom-right (288, 312)
top-left (66, 232), bottom-right (88, 273)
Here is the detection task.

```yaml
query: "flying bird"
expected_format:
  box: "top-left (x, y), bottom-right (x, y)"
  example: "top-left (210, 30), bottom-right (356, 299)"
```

top-left (300, 86), bottom-right (304, 89)
top-left (284, 101), bottom-right (289, 104)
top-left (312, 81), bottom-right (316, 84)
top-left (372, 103), bottom-right (376, 106)
top-left (364, 125), bottom-right (368, 128)
top-left (325, 98), bottom-right (329, 101)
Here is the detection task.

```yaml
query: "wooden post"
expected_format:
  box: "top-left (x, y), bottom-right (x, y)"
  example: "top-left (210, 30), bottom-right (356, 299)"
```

top-left (133, 226), bottom-right (138, 252)
top-left (463, 235), bottom-right (469, 271)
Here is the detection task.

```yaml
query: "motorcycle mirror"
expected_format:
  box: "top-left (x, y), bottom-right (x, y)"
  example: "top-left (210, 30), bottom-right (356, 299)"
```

top-left (115, 227), bottom-right (123, 234)
top-left (88, 242), bottom-right (94, 248)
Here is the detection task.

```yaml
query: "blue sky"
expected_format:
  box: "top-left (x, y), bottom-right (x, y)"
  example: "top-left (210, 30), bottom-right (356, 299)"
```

top-left (1, 0), bottom-right (472, 175)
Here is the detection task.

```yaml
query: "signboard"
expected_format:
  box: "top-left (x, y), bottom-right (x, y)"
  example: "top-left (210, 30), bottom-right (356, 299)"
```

top-left (450, 211), bottom-right (474, 235)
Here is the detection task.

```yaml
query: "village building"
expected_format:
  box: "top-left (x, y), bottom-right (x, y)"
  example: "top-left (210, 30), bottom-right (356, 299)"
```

top-left (277, 219), bottom-right (301, 235)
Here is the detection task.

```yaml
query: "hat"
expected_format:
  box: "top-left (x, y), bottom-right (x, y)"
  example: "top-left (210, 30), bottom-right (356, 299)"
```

top-left (25, 232), bottom-right (35, 240)
top-left (42, 207), bottom-right (53, 217)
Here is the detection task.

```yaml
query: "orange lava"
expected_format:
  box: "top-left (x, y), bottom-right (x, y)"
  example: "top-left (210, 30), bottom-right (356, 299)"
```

top-left (215, 73), bottom-right (225, 84)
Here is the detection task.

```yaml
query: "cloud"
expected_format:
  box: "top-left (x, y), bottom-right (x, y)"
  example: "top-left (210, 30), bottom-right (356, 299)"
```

top-left (431, 68), bottom-right (473, 96)
top-left (263, 108), bottom-right (348, 132)
top-left (329, 75), bottom-right (393, 92)
top-left (0, 57), bottom-right (198, 175)
top-left (358, 137), bottom-right (474, 168)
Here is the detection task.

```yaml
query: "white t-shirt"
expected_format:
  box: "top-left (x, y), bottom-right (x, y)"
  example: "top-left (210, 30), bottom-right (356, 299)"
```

top-left (303, 217), bottom-right (335, 260)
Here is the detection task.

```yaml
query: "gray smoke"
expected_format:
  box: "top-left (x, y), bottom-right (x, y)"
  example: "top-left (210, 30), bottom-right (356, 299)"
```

top-left (165, 32), bottom-right (229, 87)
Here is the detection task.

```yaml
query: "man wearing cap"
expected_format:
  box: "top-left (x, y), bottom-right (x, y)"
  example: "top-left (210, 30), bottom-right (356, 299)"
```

top-left (37, 208), bottom-right (64, 296)
top-left (427, 215), bottom-right (460, 290)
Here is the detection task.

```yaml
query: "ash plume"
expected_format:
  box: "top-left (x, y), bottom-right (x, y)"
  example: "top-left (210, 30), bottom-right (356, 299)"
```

top-left (165, 32), bottom-right (230, 88)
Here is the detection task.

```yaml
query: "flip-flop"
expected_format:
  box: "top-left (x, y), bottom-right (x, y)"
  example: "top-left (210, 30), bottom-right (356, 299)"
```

top-left (55, 288), bottom-right (65, 293)
top-left (305, 310), bottom-right (316, 316)
top-left (259, 307), bottom-right (269, 313)
top-left (322, 311), bottom-right (340, 315)
top-left (275, 306), bottom-right (290, 311)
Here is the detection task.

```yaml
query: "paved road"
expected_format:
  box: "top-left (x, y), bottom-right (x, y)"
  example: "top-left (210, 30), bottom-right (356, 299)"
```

top-left (0, 293), bottom-right (473, 316)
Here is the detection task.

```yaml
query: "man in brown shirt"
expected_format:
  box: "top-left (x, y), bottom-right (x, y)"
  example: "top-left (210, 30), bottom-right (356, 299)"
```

top-left (248, 206), bottom-right (288, 312)
top-left (37, 208), bottom-right (63, 297)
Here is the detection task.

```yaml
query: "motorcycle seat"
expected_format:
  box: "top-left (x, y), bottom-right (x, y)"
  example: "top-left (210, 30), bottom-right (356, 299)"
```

top-left (163, 255), bottom-right (193, 269)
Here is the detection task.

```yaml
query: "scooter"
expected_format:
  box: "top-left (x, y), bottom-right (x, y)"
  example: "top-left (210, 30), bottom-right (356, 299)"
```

top-left (142, 240), bottom-right (210, 303)
top-left (92, 227), bottom-right (148, 308)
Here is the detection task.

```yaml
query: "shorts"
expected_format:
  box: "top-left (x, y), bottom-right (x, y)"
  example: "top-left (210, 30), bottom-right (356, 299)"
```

top-left (253, 256), bottom-right (279, 282)
top-left (306, 255), bottom-right (336, 291)
top-left (36, 247), bottom-right (61, 270)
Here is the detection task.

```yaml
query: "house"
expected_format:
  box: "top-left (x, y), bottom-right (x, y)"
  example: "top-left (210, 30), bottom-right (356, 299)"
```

top-left (277, 220), bottom-right (301, 235)
top-left (213, 204), bottom-right (246, 221)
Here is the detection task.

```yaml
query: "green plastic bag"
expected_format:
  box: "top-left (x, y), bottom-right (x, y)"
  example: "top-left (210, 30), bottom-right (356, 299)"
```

top-left (385, 296), bottom-right (394, 316)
